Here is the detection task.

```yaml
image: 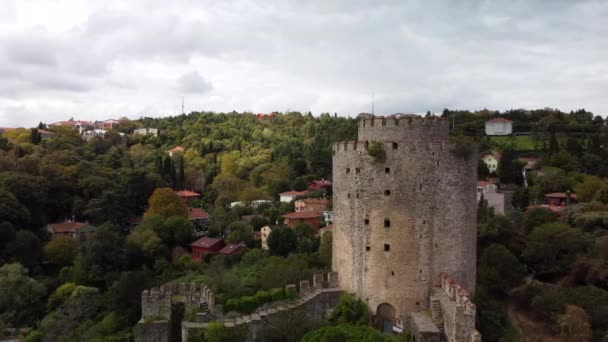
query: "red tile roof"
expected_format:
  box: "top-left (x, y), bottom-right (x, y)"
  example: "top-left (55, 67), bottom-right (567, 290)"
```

top-left (167, 146), bottom-right (185, 153)
top-left (51, 120), bottom-right (92, 126)
top-left (527, 204), bottom-right (563, 213)
top-left (487, 118), bottom-right (512, 123)
top-left (188, 208), bottom-right (209, 220)
top-left (544, 193), bottom-right (577, 199)
top-left (177, 190), bottom-right (201, 197)
top-left (309, 180), bottom-right (332, 186)
top-left (190, 237), bottom-right (223, 248)
top-left (279, 190), bottom-right (308, 196)
top-left (283, 211), bottom-right (320, 219)
top-left (218, 243), bottom-right (245, 255)
top-left (299, 198), bottom-right (329, 205)
top-left (477, 181), bottom-right (491, 187)
top-left (48, 221), bottom-right (89, 234)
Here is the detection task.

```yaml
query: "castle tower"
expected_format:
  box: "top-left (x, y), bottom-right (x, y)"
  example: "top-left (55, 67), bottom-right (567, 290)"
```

top-left (332, 114), bottom-right (477, 328)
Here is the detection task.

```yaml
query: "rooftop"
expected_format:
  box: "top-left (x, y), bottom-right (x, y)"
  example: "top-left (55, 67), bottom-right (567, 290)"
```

top-left (188, 208), bottom-right (209, 220)
top-left (283, 211), bottom-right (320, 219)
top-left (487, 118), bottom-right (512, 123)
top-left (218, 243), bottom-right (245, 255)
top-left (279, 190), bottom-right (308, 196)
top-left (48, 221), bottom-right (90, 233)
top-left (190, 237), bottom-right (223, 248)
top-left (176, 190), bottom-right (201, 197)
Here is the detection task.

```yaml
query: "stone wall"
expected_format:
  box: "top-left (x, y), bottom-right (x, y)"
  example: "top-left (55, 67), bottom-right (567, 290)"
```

top-left (435, 273), bottom-right (481, 342)
top-left (181, 272), bottom-right (341, 342)
top-left (332, 114), bottom-right (477, 321)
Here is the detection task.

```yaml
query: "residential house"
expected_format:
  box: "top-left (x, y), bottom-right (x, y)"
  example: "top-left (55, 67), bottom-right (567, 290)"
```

top-left (307, 179), bottom-right (332, 192)
top-left (50, 120), bottom-right (93, 134)
top-left (218, 243), bottom-right (246, 256)
top-left (279, 190), bottom-right (308, 203)
top-left (190, 237), bottom-right (225, 261)
top-left (544, 192), bottom-right (577, 206)
top-left (295, 198), bottom-right (329, 214)
top-left (481, 152), bottom-right (501, 174)
top-left (256, 113), bottom-right (275, 119)
top-left (95, 119), bottom-right (119, 130)
top-left (282, 211), bottom-right (321, 234)
top-left (133, 128), bottom-right (159, 136)
top-left (260, 226), bottom-right (272, 251)
top-left (188, 208), bottom-right (211, 236)
top-left (38, 129), bottom-right (55, 139)
top-left (82, 129), bottom-right (107, 141)
top-left (476, 181), bottom-right (512, 215)
top-left (518, 157), bottom-right (541, 171)
top-left (229, 200), bottom-right (273, 208)
top-left (166, 146), bottom-right (185, 157)
top-left (47, 220), bottom-right (96, 242)
top-left (485, 118), bottom-right (512, 136)
top-left (176, 190), bottom-right (201, 205)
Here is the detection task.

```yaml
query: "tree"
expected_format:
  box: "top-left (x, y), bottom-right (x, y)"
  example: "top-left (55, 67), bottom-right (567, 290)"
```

top-left (0, 263), bottom-right (46, 327)
top-left (328, 293), bottom-right (369, 325)
top-left (44, 236), bottom-right (78, 267)
top-left (0, 189), bottom-right (30, 229)
top-left (523, 223), bottom-right (589, 278)
top-left (559, 305), bottom-right (592, 341)
top-left (522, 207), bottom-right (557, 233)
top-left (478, 244), bottom-right (525, 294)
top-left (319, 231), bottom-right (332, 268)
top-left (302, 324), bottom-right (398, 342)
top-left (575, 176), bottom-right (605, 202)
top-left (367, 142), bottom-right (386, 162)
top-left (497, 149), bottom-right (524, 185)
top-left (267, 227), bottom-right (297, 257)
top-left (144, 187), bottom-right (188, 220)
top-left (78, 224), bottom-right (127, 286)
top-left (3, 230), bottom-right (42, 269)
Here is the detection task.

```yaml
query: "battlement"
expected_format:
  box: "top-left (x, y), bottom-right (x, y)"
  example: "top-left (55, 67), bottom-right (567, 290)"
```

top-left (439, 273), bottom-right (475, 316)
top-left (333, 140), bottom-right (453, 154)
top-left (141, 286), bottom-right (172, 321)
top-left (357, 115), bottom-right (449, 142)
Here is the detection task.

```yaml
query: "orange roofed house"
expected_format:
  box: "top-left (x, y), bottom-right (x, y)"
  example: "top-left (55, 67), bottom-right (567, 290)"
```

top-left (279, 190), bottom-right (308, 203)
top-left (47, 220), bottom-right (97, 242)
top-left (218, 243), bottom-right (246, 256)
top-left (176, 190), bottom-right (201, 205)
top-left (295, 198), bottom-right (329, 214)
top-left (190, 237), bottom-right (225, 261)
top-left (166, 146), bottom-right (185, 157)
top-left (188, 207), bottom-right (211, 236)
top-left (282, 211), bottom-right (321, 234)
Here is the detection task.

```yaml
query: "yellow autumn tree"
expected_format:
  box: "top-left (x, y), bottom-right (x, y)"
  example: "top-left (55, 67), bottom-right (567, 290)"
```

top-left (144, 187), bottom-right (188, 220)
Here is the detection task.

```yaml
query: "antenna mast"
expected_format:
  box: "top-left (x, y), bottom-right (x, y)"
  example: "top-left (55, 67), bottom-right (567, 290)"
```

top-left (371, 91), bottom-right (375, 115)
top-left (181, 96), bottom-right (185, 115)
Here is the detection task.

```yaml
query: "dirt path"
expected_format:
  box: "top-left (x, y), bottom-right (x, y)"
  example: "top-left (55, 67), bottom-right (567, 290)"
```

top-left (506, 301), bottom-right (563, 342)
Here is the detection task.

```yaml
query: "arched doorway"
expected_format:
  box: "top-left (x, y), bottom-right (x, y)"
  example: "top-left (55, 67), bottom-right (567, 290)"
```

top-left (375, 303), bottom-right (396, 333)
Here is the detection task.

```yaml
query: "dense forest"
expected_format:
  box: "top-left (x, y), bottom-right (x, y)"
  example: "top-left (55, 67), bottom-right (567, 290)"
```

top-left (1, 108), bottom-right (608, 341)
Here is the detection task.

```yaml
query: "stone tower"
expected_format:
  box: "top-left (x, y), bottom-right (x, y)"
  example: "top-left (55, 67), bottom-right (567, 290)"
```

top-left (331, 114), bottom-right (477, 328)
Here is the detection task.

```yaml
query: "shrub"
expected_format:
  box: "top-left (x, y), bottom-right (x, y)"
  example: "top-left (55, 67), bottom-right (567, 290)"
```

top-left (271, 288), bottom-right (285, 301)
top-left (367, 142), bottom-right (386, 162)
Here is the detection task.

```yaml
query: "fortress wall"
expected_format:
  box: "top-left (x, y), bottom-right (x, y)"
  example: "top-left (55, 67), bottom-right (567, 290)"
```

top-left (358, 115), bottom-right (450, 142)
top-left (435, 273), bottom-right (481, 342)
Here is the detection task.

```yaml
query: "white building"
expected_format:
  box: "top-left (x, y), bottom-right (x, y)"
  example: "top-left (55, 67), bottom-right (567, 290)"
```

top-left (260, 226), bottom-right (272, 251)
top-left (82, 129), bottom-right (107, 141)
top-left (485, 118), bottom-right (512, 136)
top-left (476, 181), bottom-right (512, 215)
top-left (133, 128), bottom-right (159, 136)
top-left (278, 190), bottom-right (308, 203)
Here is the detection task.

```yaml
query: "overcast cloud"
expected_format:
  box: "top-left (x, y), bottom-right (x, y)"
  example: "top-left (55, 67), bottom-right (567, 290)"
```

top-left (0, 0), bottom-right (607, 127)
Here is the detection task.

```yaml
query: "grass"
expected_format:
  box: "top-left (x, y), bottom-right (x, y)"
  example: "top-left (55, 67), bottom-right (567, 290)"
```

top-left (489, 136), bottom-right (536, 151)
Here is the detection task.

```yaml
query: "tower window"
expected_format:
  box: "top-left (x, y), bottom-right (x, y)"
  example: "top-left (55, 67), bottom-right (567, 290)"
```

top-left (384, 244), bottom-right (390, 252)
top-left (346, 168), bottom-right (350, 174)
top-left (384, 219), bottom-right (391, 228)
top-left (355, 168), bottom-right (361, 174)
top-left (364, 219), bottom-right (369, 225)
top-left (385, 167), bottom-right (390, 173)
top-left (392, 142), bottom-right (398, 150)
top-left (356, 193), bottom-right (360, 198)
top-left (366, 246), bottom-right (370, 251)
top-left (391, 271), bottom-right (394, 276)
top-left (384, 190), bottom-right (391, 196)
top-left (347, 193), bottom-right (351, 198)
top-left (419, 184), bottom-right (422, 191)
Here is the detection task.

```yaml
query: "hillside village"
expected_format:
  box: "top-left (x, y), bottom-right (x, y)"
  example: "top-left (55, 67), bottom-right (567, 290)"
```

top-left (0, 109), bottom-right (608, 341)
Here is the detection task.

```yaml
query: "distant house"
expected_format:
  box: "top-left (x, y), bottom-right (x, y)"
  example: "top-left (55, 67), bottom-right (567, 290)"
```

top-left (133, 128), bottom-right (159, 136)
top-left (295, 198), bottom-right (329, 214)
top-left (481, 152), bottom-right (501, 174)
top-left (47, 220), bottom-right (96, 242)
top-left (229, 200), bottom-right (273, 208)
top-left (323, 211), bottom-right (334, 223)
top-left (218, 243), bottom-right (246, 256)
top-left (38, 129), bottom-right (55, 140)
top-left (307, 179), bottom-right (332, 192)
top-left (282, 211), bottom-right (321, 233)
top-left (50, 120), bottom-right (93, 134)
top-left (95, 119), bottom-right (119, 130)
top-left (485, 118), bottom-right (512, 136)
top-left (476, 181), bottom-right (512, 215)
top-left (166, 146), bottom-right (185, 157)
top-left (544, 192), bottom-right (577, 206)
top-left (82, 129), bottom-right (107, 141)
top-left (279, 190), bottom-right (308, 203)
top-left (188, 208), bottom-right (211, 236)
top-left (190, 237), bottom-right (225, 261)
top-left (176, 190), bottom-right (201, 205)
top-left (256, 113), bottom-right (275, 119)
top-left (260, 226), bottom-right (272, 251)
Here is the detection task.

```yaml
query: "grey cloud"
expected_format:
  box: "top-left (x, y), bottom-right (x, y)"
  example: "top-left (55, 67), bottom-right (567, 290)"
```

top-left (177, 71), bottom-right (213, 94)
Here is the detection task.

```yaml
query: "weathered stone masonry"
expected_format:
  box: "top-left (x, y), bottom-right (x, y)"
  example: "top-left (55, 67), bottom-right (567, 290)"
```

top-left (332, 115), bottom-right (478, 332)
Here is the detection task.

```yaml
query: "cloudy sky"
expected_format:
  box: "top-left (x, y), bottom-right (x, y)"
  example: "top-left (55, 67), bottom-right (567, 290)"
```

top-left (0, 0), bottom-right (607, 127)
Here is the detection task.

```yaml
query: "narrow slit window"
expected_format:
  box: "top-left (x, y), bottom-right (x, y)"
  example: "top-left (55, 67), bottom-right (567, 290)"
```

top-left (384, 190), bottom-right (391, 196)
top-left (364, 218), bottom-right (369, 225)
top-left (391, 271), bottom-right (394, 276)
top-left (384, 244), bottom-right (390, 252)
top-left (346, 168), bottom-right (351, 174)
top-left (355, 168), bottom-right (361, 174)
top-left (392, 142), bottom-right (398, 150)
top-left (366, 246), bottom-right (370, 251)
top-left (385, 167), bottom-right (390, 173)
top-left (384, 219), bottom-right (391, 228)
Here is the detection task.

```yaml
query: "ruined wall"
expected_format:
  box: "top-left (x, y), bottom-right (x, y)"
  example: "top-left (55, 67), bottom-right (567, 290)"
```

top-left (435, 273), bottom-right (481, 342)
top-left (332, 115), bottom-right (477, 321)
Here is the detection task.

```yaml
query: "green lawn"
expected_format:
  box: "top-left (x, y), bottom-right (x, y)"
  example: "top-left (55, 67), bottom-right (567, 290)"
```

top-left (489, 136), bottom-right (536, 151)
